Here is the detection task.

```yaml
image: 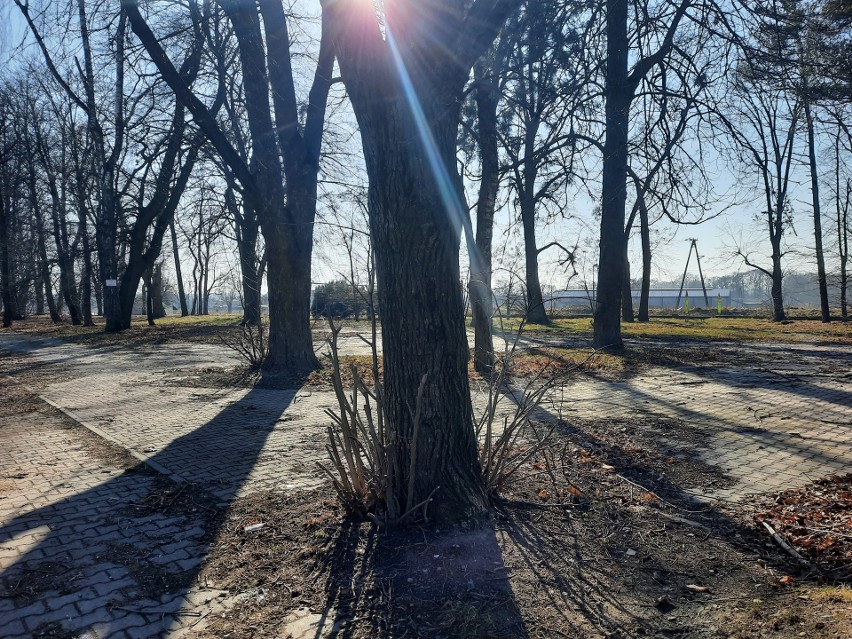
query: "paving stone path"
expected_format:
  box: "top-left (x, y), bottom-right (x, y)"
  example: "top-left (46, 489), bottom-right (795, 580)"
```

top-left (1, 331), bottom-right (851, 638)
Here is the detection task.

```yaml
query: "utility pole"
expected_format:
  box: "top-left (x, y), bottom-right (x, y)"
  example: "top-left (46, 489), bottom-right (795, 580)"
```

top-left (676, 239), bottom-right (710, 308)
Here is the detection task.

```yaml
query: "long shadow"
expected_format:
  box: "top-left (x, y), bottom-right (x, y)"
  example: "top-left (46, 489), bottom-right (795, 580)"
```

top-left (0, 334), bottom-right (233, 378)
top-left (560, 371), bottom-right (852, 474)
top-left (0, 378), bottom-right (299, 637)
top-left (319, 515), bottom-right (530, 639)
top-left (515, 336), bottom-right (852, 474)
top-left (490, 387), bottom-right (815, 636)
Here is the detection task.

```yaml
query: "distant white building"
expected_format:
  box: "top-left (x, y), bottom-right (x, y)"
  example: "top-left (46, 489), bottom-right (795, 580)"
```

top-left (547, 288), bottom-right (731, 309)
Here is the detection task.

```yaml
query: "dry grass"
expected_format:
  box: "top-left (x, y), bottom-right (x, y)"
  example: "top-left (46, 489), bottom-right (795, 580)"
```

top-left (503, 315), bottom-right (852, 344)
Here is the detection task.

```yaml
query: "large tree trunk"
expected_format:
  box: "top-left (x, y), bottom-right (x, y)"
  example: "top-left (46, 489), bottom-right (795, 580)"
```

top-left (593, 0), bottom-right (629, 350)
top-left (770, 241), bottom-right (786, 322)
top-left (118, 259), bottom-right (143, 328)
top-left (520, 188), bottom-right (548, 324)
top-left (363, 120), bottom-right (486, 522)
top-left (467, 61), bottom-right (498, 374)
top-left (621, 257), bottom-right (634, 322)
top-left (75, 0), bottom-right (123, 332)
top-left (329, 0), bottom-right (502, 522)
top-left (260, 180), bottom-right (319, 375)
top-left (805, 101), bottom-right (830, 322)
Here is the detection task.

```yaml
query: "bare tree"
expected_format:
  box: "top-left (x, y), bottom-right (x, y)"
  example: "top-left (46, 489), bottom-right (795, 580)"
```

top-left (123, 0), bottom-right (335, 376)
top-left (593, 0), bottom-right (696, 348)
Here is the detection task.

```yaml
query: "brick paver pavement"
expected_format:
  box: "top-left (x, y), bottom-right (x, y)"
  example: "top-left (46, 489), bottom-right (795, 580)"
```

top-left (0, 376), bottom-right (232, 639)
top-left (1, 331), bottom-right (850, 638)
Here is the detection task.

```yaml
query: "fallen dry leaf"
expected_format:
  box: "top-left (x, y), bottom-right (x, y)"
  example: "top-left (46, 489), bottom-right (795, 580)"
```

top-left (685, 584), bottom-right (710, 593)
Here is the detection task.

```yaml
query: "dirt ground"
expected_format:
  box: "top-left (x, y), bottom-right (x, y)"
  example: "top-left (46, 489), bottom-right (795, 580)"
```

top-left (193, 422), bottom-right (852, 639)
top-left (2, 316), bottom-right (851, 638)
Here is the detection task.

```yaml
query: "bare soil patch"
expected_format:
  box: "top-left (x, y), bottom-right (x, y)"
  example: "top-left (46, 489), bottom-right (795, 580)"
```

top-left (194, 415), bottom-right (849, 639)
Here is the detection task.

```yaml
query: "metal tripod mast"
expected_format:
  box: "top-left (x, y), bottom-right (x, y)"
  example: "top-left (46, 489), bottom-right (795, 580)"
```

top-left (675, 239), bottom-right (710, 308)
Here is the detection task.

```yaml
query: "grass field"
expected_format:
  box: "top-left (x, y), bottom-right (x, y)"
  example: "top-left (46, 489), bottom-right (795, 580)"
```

top-left (4, 311), bottom-right (851, 352)
top-left (498, 315), bottom-right (852, 344)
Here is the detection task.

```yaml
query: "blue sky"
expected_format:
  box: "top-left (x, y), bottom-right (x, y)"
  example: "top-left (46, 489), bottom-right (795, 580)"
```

top-left (1, 2), bottom-right (837, 291)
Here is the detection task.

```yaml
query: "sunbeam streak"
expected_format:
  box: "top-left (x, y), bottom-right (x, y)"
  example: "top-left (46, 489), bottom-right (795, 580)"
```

top-left (385, 27), bottom-right (486, 272)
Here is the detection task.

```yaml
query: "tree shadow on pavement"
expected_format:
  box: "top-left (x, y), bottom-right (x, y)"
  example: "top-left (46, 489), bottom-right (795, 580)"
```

top-left (0, 384), bottom-right (299, 639)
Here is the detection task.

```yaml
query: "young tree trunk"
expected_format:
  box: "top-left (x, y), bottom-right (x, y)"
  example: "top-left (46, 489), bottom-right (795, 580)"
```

top-left (467, 61), bottom-right (498, 374)
top-left (170, 219), bottom-right (189, 317)
top-left (593, 0), bottom-right (629, 350)
top-left (835, 131), bottom-right (849, 321)
top-left (29, 164), bottom-right (62, 323)
top-left (0, 179), bottom-right (14, 328)
top-left (78, 216), bottom-right (95, 326)
top-left (805, 101), bottom-right (830, 322)
top-left (637, 196), bottom-right (652, 322)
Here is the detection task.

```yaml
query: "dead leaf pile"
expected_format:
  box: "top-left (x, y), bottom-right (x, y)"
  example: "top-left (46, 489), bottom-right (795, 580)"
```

top-left (757, 473), bottom-right (852, 577)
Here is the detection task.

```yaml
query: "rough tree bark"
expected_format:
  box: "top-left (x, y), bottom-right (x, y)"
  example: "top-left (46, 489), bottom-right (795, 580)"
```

top-left (621, 258), bottom-right (634, 322)
top-left (593, 0), bottom-right (629, 349)
top-left (326, 0), bottom-right (520, 522)
top-left (467, 60), bottom-right (499, 374)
